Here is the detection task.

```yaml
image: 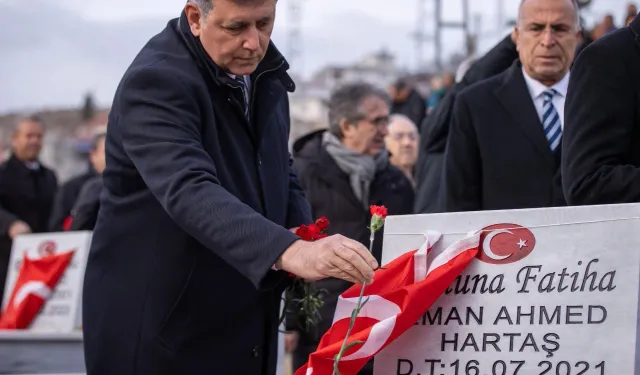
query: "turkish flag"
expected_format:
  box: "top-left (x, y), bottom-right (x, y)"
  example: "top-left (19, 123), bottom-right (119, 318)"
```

top-left (294, 230), bottom-right (481, 375)
top-left (0, 250), bottom-right (74, 329)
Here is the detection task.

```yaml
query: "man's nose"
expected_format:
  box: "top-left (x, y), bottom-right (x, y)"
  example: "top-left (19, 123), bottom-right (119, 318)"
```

top-left (540, 29), bottom-right (556, 47)
top-left (243, 27), bottom-right (260, 51)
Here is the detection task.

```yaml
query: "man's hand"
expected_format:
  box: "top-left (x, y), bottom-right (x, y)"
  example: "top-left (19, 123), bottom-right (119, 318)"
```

top-left (277, 235), bottom-right (378, 284)
top-left (284, 331), bottom-right (299, 353)
top-left (8, 220), bottom-right (31, 239)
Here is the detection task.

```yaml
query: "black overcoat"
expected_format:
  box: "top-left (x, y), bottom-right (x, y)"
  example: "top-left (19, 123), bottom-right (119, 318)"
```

top-left (82, 12), bottom-right (312, 375)
top-left (562, 16), bottom-right (640, 205)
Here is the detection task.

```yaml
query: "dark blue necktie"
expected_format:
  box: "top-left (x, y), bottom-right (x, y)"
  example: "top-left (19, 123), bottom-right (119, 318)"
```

top-left (542, 89), bottom-right (562, 151)
top-left (233, 75), bottom-right (249, 119)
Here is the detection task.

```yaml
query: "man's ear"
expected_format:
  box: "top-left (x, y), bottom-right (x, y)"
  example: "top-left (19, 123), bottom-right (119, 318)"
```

top-left (339, 118), bottom-right (355, 137)
top-left (185, 3), bottom-right (203, 37)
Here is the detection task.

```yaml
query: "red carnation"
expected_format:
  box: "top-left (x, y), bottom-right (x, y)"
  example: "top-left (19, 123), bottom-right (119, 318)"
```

top-left (308, 223), bottom-right (320, 238)
top-left (369, 205), bottom-right (388, 233)
top-left (315, 217), bottom-right (330, 231)
top-left (295, 225), bottom-right (313, 241)
top-left (370, 205), bottom-right (388, 219)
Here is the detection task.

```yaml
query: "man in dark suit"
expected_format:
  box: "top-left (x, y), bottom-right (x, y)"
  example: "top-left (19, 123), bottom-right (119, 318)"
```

top-left (443, 0), bottom-right (581, 212)
top-left (562, 16), bottom-right (640, 205)
top-left (48, 131), bottom-right (105, 231)
top-left (0, 115), bottom-right (58, 305)
top-left (413, 33), bottom-right (518, 214)
top-left (81, 1), bottom-right (378, 375)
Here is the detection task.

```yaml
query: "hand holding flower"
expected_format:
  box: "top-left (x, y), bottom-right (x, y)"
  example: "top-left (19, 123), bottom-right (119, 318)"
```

top-left (279, 234), bottom-right (377, 284)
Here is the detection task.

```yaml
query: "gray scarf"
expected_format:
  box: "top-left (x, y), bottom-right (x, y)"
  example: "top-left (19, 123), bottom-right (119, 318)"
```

top-left (322, 132), bottom-right (389, 207)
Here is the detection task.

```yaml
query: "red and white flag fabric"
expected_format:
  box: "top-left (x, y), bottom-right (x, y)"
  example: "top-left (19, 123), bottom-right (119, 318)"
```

top-left (0, 250), bottom-right (74, 329)
top-left (293, 230), bottom-right (481, 375)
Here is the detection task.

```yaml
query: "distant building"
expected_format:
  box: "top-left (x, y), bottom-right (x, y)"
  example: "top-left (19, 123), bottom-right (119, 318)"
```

top-left (303, 48), bottom-right (399, 95)
top-left (288, 48), bottom-right (404, 143)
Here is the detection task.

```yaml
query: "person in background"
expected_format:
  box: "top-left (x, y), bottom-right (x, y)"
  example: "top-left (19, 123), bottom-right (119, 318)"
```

top-left (388, 78), bottom-right (426, 128)
top-left (562, 13), bottom-right (640, 205)
top-left (385, 114), bottom-right (419, 187)
top-left (49, 130), bottom-right (106, 231)
top-left (0, 115), bottom-right (58, 305)
top-left (426, 72), bottom-right (454, 114)
top-left (443, 0), bottom-right (580, 212)
top-left (625, 3), bottom-right (638, 26)
top-left (66, 131), bottom-right (106, 231)
top-left (412, 33), bottom-right (518, 214)
top-left (287, 82), bottom-right (414, 375)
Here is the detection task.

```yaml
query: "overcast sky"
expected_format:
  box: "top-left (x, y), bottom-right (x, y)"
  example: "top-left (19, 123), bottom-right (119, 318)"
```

top-left (0, 0), bottom-right (631, 113)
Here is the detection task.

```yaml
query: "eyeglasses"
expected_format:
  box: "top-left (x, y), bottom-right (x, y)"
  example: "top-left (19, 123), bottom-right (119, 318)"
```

top-left (361, 115), bottom-right (390, 128)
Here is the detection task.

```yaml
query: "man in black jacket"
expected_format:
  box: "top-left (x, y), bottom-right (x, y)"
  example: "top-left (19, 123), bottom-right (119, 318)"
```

top-left (48, 131), bottom-right (105, 231)
top-left (0, 115), bottom-right (57, 306)
top-left (562, 16), bottom-right (640, 205)
top-left (81, 1), bottom-right (378, 375)
top-left (413, 34), bottom-right (518, 214)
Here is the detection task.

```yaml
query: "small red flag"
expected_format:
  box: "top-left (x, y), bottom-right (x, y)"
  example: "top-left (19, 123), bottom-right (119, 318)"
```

top-left (0, 250), bottom-right (74, 329)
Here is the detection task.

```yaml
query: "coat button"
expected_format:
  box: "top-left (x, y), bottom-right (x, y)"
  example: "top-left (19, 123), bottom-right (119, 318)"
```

top-left (252, 345), bottom-right (259, 357)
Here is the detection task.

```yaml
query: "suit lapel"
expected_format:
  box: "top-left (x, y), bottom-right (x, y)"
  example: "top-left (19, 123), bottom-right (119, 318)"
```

top-left (494, 61), bottom-right (555, 166)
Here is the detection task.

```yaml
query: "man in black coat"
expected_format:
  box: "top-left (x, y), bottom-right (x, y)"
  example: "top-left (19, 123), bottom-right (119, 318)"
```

top-left (562, 16), bottom-right (640, 205)
top-left (388, 78), bottom-right (426, 128)
top-left (48, 131), bottom-right (105, 231)
top-left (81, 1), bottom-right (378, 375)
top-left (442, 0), bottom-right (580, 212)
top-left (412, 33), bottom-right (518, 214)
top-left (0, 115), bottom-right (58, 306)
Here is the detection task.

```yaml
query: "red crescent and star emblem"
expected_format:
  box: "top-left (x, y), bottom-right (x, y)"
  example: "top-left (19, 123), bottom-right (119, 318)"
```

top-left (477, 223), bottom-right (536, 264)
top-left (37, 241), bottom-right (57, 257)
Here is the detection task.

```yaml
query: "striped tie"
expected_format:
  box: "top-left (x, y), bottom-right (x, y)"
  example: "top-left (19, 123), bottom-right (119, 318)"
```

top-left (233, 75), bottom-right (249, 119)
top-left (542, 89), bottom-right (562, 151)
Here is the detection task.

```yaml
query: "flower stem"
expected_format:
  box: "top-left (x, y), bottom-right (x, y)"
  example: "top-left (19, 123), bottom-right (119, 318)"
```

top-left (332, 231), bottom-right (376, 375)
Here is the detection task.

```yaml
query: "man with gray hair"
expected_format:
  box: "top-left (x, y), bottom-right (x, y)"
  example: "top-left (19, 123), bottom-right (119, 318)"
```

top-left (288, 82), bottom-right (414, 374)
top-left (443, 0), bottom-right (580, 212)
top-left (81, 1), bottom-right (377, 374)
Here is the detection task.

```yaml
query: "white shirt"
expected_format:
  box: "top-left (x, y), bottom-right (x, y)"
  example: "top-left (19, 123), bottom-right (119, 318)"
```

top-left (521, 68), bottom-right (570, 129)
top-left (24, 161), bottom-right (40, 170)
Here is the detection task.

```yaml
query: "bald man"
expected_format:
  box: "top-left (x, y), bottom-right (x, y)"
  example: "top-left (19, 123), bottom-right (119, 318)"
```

top-left (385, 114), bottom-right (419, 186)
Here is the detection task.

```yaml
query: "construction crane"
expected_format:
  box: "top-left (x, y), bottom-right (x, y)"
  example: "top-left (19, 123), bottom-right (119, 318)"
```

top-left (412, 0), bottom-right (471, 71)
top-left (287, 0), bottom-right (304, 74)
top-left (412, 0), bottom-right (431, 70)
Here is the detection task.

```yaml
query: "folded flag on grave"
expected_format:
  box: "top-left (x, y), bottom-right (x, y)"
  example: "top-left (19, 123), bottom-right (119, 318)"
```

top-left (0, 249), bottom-right (74, 329)
top-left (294, 230), bottom-right (481, 375)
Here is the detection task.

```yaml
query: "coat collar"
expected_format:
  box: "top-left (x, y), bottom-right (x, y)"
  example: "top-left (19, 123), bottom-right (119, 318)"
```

top-left (6, 154), bottom-right (43, 175)
top-left (494, 60), bottom-right (556, 166)
top-left (629, 14), bottom-right (640, 48)
top-left (521, 66), bottom-right (570, 101)
top-left (175, 10), bottom-right (295, 92)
